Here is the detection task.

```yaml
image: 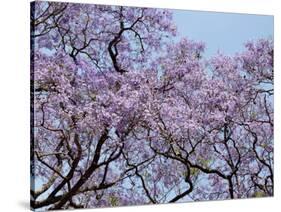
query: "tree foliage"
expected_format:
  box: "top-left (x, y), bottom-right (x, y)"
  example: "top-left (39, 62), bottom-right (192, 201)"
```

top-left (31, 2), bottom-right (273, 210)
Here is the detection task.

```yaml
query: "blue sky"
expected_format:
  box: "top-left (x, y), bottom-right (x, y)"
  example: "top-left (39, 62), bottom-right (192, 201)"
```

top-left (173, 10), bottom-right (273, 58)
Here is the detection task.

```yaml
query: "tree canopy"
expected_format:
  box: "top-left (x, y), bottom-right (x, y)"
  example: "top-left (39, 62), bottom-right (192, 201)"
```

top-left (31, 2), bottom-right (273, 210)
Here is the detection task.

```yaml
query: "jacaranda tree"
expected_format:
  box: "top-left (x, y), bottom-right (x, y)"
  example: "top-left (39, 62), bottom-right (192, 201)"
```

top-left (31, 1), bottom-right (273, 210)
